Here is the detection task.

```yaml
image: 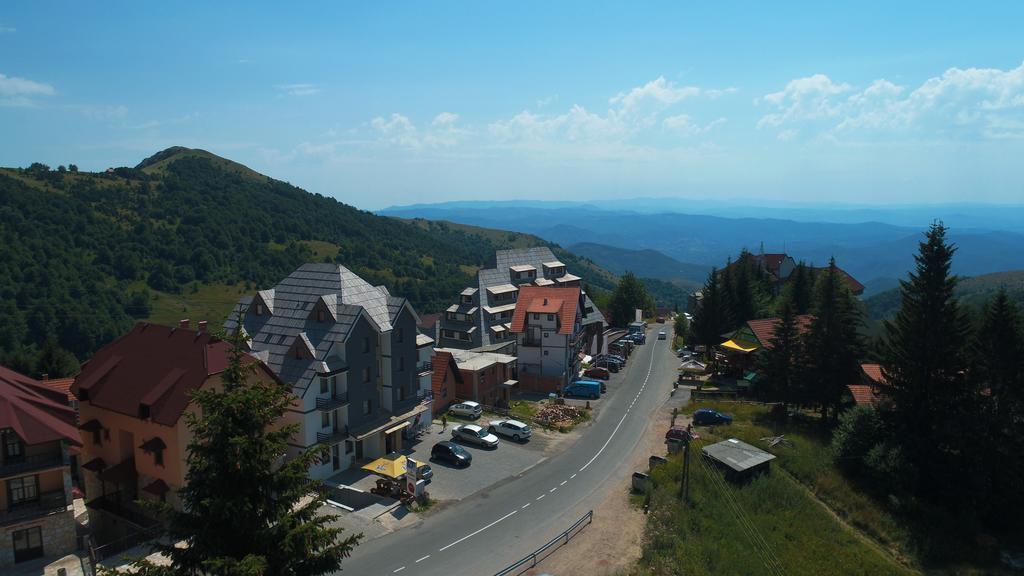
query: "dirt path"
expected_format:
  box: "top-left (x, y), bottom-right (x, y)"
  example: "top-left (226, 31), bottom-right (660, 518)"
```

top-left (528, 391), bottom-right (689, 576)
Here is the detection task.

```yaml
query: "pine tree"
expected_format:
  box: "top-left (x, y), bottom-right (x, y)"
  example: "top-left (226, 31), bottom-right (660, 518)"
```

top-left (881, 222), bottom-right (971, 497)
top-left (803, 258), bottom-right (863, 423)
top-left (126, 329), bottom-right (361, 575)
top-left (690, 268), bottom-right (732, 361)
top-left (971, 289), bottom-right (1024, 523)
top-left (784, 261), bottom-right (813, 315)
top-left (609, 272), bottom-right (654, 327)
top-left (756, 301), bottom-right (805, 409)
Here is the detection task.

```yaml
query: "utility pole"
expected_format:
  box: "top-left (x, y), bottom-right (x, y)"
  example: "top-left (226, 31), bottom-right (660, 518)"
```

top-left (679, 437), bottom-right (691, 502)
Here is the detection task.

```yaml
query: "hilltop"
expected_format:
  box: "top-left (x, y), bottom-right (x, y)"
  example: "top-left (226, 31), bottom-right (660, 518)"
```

top-left (0, 147), bottom-right (616, 376)
top-left (568, 242), bottom-right (709, 287)
top-left (864, 269), bottom-right (1024, 322)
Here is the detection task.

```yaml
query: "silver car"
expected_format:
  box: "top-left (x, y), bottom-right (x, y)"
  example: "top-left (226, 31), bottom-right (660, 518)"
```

top-left (448, 401), bottom-right (482, 419)
top-left (487, 419), bottom-right (532, 442)
top-left (452, 424), bottom-right (499, 448)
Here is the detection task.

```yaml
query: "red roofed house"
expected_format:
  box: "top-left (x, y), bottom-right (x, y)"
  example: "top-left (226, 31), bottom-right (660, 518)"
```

top-left (721, 315), bottom-right (815, 355)
top-left (846, 363), bottom-right (888, 407)
top-left (430, 350), bottom-right (463, 413)
top-left (0, 365), bottom-right (81, 566)
top-left (72, 321), bottom-right (290, 547)
top-left (509, 286), bottom-right (585, 393)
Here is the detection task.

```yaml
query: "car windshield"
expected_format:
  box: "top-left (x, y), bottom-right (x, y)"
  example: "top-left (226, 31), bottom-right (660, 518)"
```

top-left (477, 429), bottom-right (489, 438)
top-left (452, 444), bottom-right (468, 456)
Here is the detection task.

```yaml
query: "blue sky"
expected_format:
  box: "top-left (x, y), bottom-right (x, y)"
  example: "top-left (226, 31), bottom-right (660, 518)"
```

top-left (2, 2), bottom-right (1023, 209)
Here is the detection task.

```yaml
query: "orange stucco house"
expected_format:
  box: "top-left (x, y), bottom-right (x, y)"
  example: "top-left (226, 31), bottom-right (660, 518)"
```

top-left (72, 321), bottom-right (291, 547)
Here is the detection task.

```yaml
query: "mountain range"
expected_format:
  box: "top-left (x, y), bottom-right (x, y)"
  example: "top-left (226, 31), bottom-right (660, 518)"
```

top-left (380, 202), bottom-right (1024, 295)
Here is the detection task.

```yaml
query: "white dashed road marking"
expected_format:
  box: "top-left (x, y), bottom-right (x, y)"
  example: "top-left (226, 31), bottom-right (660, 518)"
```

top-left (393, 567), bottom-right (405, 573)
top-left (416, 555), bottom-right (430, 563)
top-left (439, 510), bottom-right (518, 552)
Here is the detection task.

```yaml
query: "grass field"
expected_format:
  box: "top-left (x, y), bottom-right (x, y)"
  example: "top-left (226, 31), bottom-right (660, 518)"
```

top-left (631, 401), bottom-right (919, 576)
top-left (142, 282), bottom-right (250, 329)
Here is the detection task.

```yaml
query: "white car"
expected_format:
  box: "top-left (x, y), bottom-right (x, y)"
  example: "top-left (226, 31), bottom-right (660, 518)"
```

top-left (448, 401), bottom-right (482, 419)
top-left (658, 330), bottom-right (667, 340)
top-left (487, 419), bottom-right (532, 442)
top-left (451, 424), bottom-right (499, 448)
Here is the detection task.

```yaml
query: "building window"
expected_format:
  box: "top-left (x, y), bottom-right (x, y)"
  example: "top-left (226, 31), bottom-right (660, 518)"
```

top-left (321, 412), bottom-right (330, 429)
top-left (331, 375), bottom-right (337, 387)
top-left (345, 440), bottom-right (354, 454)
top-left (398, 386), bottom-right (405, 401)
top-left (92, 428), bottom-right (103, 446)
top-left (533, 313), bottom-right (540, 320)
top-left (255, 303), bottom-right (263, 315)
top-left (4, 434), bottom-right (24, 461)
top-left (154, 449), bottom-right (164, 467)
top-left (320, 377), bottom-right (329, 394)
top-left (317, 309), bottom-right (325, 322)
top-left (363, 367), bottom-right (371, 383)
top-left (8, 475), bottom-right (39, 506)
top-left (12, 526), bottom-right (43, 563)
top-left (362, 400), bottom-right (371, 415)
top-left (544, 350), bottom-right (549, 356)
top-left (547, 314), bottom-right (554, 321)
top-left (544, 332), bottom-right (549, 338)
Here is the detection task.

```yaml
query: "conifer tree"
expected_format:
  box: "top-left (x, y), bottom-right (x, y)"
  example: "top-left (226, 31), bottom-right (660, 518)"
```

top-left (881, 222), bottom-right (971, 496)
top-left (804, 258), bottom-right (863, 422)
top-left (757, 300), bottom-right (805, 409)
top-left (691, 268), bottom-right (732, 361)
top-left (609, 272), bottom-right (654, 327)
top-left (126, 329), bottom-right (361, 575)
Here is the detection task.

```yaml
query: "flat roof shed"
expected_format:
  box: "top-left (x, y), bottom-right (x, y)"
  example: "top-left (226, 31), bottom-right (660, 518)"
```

top-left (702, 438), bottom-right (776, 481)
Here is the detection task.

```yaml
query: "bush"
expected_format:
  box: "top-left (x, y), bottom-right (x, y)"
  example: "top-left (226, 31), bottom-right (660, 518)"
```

top-left (831, 405), bottom-right (884, 474)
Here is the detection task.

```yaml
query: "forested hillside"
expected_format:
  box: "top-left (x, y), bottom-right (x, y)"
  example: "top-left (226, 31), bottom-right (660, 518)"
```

top-left (864, 269), bottom-right (1024, 322)
top-left (0, 147), bottom-right (615, 377)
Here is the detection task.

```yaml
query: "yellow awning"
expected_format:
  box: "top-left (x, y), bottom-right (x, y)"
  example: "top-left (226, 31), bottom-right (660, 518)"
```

top-left (383, 421), bottom-right (410, 435)
top-left (361, 454), bottom-right (409, 479)
top-left (720, 339), bottom-right (759, 353)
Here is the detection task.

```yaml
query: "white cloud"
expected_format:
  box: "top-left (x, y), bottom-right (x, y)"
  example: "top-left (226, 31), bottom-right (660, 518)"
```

top-left (276, 83), bottom-right (320, 96)
top-left (432, 112), bottom-right (459, 126)
top-left (609, 76), bottom-right (700, 114)
top-left (760, 62), bottom-right (1024, 139)
top-left (0, 73), bottom-right (55, 106)
top-left (663, 114), bottom-right (727, 136)
top-left (705, 87), bottom-right (738, 99)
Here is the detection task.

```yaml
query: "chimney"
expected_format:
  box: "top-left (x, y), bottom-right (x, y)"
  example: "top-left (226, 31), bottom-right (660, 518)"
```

top-left (198, 320), bottom-right (208, 332)
top-left (42, 373), bottom-right (49, 381)
top-left (179, 319), bottom-right (190, 329)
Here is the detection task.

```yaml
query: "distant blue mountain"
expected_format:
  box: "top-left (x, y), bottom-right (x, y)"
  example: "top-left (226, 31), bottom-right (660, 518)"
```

top-left (379, 202), bottom-right (1024, 285)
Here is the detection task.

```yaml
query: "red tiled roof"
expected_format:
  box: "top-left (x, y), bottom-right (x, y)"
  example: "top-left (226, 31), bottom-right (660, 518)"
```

top-left (860, 363), bottom-right (885, 385)
top-left (745, 315), bottom-right (814, 350)
top-left (431, 351), bottom-right (463, 396)
top-left (418, 313), bottom-right (441, 332)
top-left (814, 266), bottom-right (865, 295)
top-left (42, 377), bottom-right (76, 404)
top-left (0, 365), bottom-right (81, 446)
top-left (73, 323), bottom-right (264, 427)
top-left (510, 286), bottom-right (581, 335)
top-left (761, 254), bottom-right (786, 275)
top-left (846, 385), bottom-right (882, 406)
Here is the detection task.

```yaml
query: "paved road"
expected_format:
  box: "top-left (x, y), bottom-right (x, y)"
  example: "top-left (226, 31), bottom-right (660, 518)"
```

top-left (337, 328), bottom-right (681, 576)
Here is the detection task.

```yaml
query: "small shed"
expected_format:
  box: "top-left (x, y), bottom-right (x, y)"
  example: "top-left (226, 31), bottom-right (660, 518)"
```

top-left (702, 438), bottom-right (776, 481)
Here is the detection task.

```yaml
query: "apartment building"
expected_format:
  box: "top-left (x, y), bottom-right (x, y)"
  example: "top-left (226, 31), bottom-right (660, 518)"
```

top-left (436, 247), bottom-right (605, 353)
top-left (226, 263), bottom-right (429, 480)
top-left (509, 286), bottom-right (586, 393)
top-left (0, 365), bottom-right (80, 567)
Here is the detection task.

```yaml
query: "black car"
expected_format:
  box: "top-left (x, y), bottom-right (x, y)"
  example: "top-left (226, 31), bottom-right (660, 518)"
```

top-left (593, 359), bottom-right (621, 372)
top-left (431, 441), bottom-right (472, 467)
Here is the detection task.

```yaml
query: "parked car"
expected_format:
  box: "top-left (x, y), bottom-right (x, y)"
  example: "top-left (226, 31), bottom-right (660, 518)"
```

top-left (488, 419), bottom-right (532, 442)
top-left (605, 354), bottom-right (627, 364)
top-left (431, 441), bottom-right (472, 467)
top-left (658, 330), bottom-right (667, 340)
top-left (693, 408), bottom-right (733, 425)
top-left (575, 378), bottom-right (606, 393)
top-left (452, 423), bottom-right (499, 448)
top-left (583, 366), bottom-right (610, 380)
top-left (665, 426), bottom-right (698, 443)
top-left (564, 380), bottom-right (601, 399)
top-left (657, 316), bottom-right (665, 323)
top-left (448, 401), bottom-right (482, 419)
top-left (593, 359), bottom-right (621, 372)
top-left (408, 458), bottom-right (434, 482)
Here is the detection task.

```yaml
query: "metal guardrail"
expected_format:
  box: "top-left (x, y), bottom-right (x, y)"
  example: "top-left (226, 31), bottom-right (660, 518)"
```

top-left (493, 510), bottom-right (593, 576)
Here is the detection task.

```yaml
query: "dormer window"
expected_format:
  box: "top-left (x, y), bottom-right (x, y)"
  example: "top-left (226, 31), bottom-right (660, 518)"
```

top-left (317, 309), bottom-right (325, 322)
top-left (255, 303), bottom-right (264, 315)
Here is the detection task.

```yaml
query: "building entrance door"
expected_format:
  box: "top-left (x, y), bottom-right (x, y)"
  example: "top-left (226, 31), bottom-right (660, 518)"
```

top-left (331, 444), bottom-right (340, 471)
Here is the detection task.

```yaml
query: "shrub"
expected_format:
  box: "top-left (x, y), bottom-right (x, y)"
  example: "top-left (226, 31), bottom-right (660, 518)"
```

top-left (831, 405), bottom-right (883, 475)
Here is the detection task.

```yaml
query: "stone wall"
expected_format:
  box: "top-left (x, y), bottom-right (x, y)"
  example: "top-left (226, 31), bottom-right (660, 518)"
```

top-left (0, 508), bottom-right (77, 567)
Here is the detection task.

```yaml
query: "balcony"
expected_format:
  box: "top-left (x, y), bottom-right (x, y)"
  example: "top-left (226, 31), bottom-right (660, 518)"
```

top-left (0, 490), bottom-right (68, 526)
top-left (0, 451), bottom-right (66, 479)
top-left (418, 390), bottom-right (434, 405)
top-left (316, 425), bottom-right (349, 445)
top-left (315, 392), bottom-right (350, 411)
top-left (416, 361), bottom-right (432, 375)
